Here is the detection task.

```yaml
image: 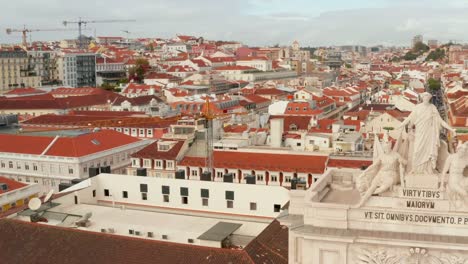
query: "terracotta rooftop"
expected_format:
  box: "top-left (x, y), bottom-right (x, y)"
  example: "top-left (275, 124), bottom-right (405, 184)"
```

top-left (180, 151), bottom-right (328, 174)
top-left (327, 158), bottom-right (372, 169)
top-left (131, 140), bottom-right (185, 160)
top-left (0, 177), bottom-right (28, 195)
top-left (0, 218), bottom-right (287, 264)
top-left (0, 130), bottom-right (140, 157)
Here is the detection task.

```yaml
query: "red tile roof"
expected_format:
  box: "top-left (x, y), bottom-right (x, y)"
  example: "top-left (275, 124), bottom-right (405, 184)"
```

top-left (123, 83), bottom-right (163, 94)
top-left (242, 94), bottom-right (271, 105)
top-left (270, 115), bottom-right (313, 131)
top-left (223, 124), bottom-right (249, 133)
top-left (131, 140), bottom-right (184, 160)
top-left (180, 151), bottom-right (328, 174)
top-left (0, 177), bottom-right (28, 194)
top-left (113, 95), bottom-right (163, 106)
top-left (0, 218), bottom-right (256, 264)
top-left (0, 130), bottom-right (140, 157)
top-left (4, 87), bottom-right (45, 95)
top-left (327, 158), bottom-right (372, 169)
top-left (214, 65), bottom-right (256, 71)
top-left (0, 92), bottom-right (124, 110)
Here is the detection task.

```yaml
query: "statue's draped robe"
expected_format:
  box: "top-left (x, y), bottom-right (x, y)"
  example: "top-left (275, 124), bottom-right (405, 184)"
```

top-left (406, 103), bottom-right (441, 174)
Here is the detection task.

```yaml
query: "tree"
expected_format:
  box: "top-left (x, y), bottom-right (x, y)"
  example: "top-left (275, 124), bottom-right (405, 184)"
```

top-left (403, 52), bottom-right (418, 61)
top-left (425, 48), bottom-right (446, 62)
top-left (100, 83), bottom-right (116, 91)
top-left (428, 78), bottom-right (441, 91)
top-left (148, 43), bottom-right (155, 52)
top-left (128, 58), bottom-right (150, 83)
top-left (413, 41), bottom-right (429, 53)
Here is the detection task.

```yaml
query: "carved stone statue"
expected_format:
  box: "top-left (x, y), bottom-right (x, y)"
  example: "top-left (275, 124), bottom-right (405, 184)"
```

top-left (397, 92), bottom-right (456, 175)
top-left (441, 142), bottom-right (468, 202)
top-left (356, 141), bottom-right (407, 207)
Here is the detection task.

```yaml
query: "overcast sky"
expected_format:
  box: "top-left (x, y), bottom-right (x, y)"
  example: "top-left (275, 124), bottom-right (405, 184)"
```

top-left (2, 0), bottom-right (468, 46)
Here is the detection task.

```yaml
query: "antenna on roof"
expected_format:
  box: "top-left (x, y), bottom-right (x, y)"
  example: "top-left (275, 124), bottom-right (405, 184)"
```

top-left (28, 197), bottom-right (49, 223)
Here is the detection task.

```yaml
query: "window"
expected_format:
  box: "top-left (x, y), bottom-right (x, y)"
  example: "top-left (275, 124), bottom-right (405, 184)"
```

top-left (141, 192), bottom-right (147, 200)
top-left (93, 190), bottom-right (96, 197)
top-left (104, 189), bottom-right (110, 197)
top-left (182, 196), bottom-right (188, 204)
top-left (271, 176), bottom-right (278, 182)
top-left (25, 164), bottom-right (30, 170)
top-left (285, 176), bottom-right (292, 183)
top-left (162, 185), bottom-right (170, 194)
top-left (83, 166), bottom-right (88, 173)
top-left (180, 187), bottom-right (188, 196)
top-left (191, 170), bottom-right (198, 176)
top-left (140, 184), bottom-right (148, 193)
top-left (257, 174), bottom-right (264, 181)
top-left (225, 191), bottom-right (234, 200)
top-left (155, 161), bottom-right (162, 167)
top-left (250, 202), bottom-right (257, 211)
top-left (166, 161), bottom-right (173, 169)
top-left (188, 239), bottom-right (194, 243)
top-left (147, 232), bottom-right (154, 238)
top-left (227, 200), bottom-right (234, 208)
top-left (217, 172), bottom-right (223, 178)
top-left (0, 162), bottom-right (4, 168)
top-left (202, 198), bottom-right (209, 206)
top-left (162, 235), bottom-right (168, 240)
top-left (68, 168), bottom-right (74, 174)
top-left (8, 162), bottom-right (12, 169)
top-left (163, 194), bottom-right (169, 203)
top-left (123, 191), bottom-right (128, 198)
top-left (129, 229), bottom-right (134, 235)
top-left (16, 162), bottom-right (21, 169)
top-left (33, 164), bottom-right (38, 171)
top-left (274, 204), bottom-right (281, 212)
top-left (296, 142), bottom-right (301, 147)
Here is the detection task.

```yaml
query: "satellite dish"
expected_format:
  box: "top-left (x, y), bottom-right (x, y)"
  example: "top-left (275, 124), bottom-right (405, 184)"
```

top-left (28, 198), bottom-right (42, 211)
top-left (44, 190), bottom-right (54, 203)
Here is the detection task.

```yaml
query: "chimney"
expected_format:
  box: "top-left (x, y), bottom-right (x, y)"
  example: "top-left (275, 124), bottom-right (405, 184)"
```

top-left (270, 118), bottom-right (284, 148)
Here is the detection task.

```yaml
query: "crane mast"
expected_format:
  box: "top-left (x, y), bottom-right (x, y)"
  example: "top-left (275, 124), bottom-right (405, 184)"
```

top-left (63, 18), bottom-right (136, 48)
top-left (203, 97), bottom-right (214, 178)
top-left (6, 27), bottom-right (77, 47)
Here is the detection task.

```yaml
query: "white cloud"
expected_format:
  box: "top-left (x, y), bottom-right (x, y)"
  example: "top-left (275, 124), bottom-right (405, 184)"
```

top-left (1, 1), bottom-right (468, 46)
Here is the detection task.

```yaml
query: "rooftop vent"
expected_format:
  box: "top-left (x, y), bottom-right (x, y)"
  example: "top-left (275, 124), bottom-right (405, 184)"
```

top-left (0, 183), bottom-right (8, 191)
top-left (91, 139), bottom-right (100, 145)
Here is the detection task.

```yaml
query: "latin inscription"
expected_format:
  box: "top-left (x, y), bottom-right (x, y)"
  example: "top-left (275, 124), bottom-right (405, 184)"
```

top-left (363, 211), bottom-right (468, 226)
top-left (406, 200), bottom-right (435, 209)
top-left (401, 189), bottom-right (441, 199)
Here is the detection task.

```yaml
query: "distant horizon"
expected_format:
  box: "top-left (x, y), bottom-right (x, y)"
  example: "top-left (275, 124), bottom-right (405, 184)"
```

top-left (2, 0), bottom-right (468, 46)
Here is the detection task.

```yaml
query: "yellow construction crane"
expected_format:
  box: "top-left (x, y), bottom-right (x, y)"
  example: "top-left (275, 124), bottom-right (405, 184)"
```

top-left (6, 26), bottom-right (78, 47)
top-left (63, 18), bottom-right (136, 48)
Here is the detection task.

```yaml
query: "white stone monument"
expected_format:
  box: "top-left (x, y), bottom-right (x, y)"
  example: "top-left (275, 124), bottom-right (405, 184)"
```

top-left (280, 96), bottom-right (468, 263)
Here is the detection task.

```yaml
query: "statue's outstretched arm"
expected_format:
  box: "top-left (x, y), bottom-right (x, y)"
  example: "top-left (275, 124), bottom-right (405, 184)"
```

top-left (437, 110), bottom-right (456, 134)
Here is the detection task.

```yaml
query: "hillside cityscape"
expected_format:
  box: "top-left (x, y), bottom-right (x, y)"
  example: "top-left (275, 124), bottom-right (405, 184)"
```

top-left (1, 4), bottom-right (468, 263)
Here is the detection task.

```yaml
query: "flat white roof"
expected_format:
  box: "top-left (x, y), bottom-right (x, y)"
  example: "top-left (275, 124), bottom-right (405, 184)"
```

top-left (16, 202), bottom-right (268, 247)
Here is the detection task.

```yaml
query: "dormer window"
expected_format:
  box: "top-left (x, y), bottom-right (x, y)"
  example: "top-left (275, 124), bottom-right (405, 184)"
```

top-left (159, 144), bottom-right (170, 151)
